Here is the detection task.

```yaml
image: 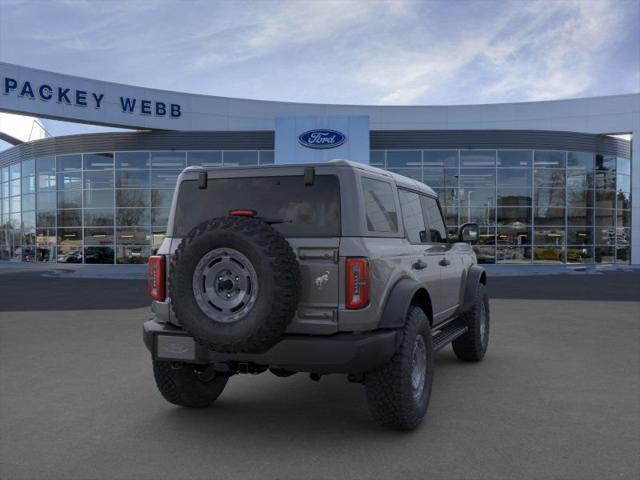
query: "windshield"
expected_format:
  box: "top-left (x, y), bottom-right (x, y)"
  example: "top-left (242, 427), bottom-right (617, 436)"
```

top-left (174, 174), bottom-right (341, 237)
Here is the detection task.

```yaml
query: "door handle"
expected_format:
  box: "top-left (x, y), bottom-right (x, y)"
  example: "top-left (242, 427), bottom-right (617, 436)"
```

top-left (412, 259), bottom-right (427, 270)
top-left (439, 258), bottom-right (451, 267)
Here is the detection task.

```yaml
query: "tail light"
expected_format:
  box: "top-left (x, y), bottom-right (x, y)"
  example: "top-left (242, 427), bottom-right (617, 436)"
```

top-left (346, 258), bottom-right (369, 309)
top-left (148, 255), bottom-right (166, 301)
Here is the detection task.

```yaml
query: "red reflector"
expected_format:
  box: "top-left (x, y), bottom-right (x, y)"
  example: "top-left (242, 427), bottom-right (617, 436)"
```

top-left (148, 256), bottom-right (166, 301)
top-left (229, 209), bottom-right (257, 217)
top-left (346, 258), bottom-right (369, 309)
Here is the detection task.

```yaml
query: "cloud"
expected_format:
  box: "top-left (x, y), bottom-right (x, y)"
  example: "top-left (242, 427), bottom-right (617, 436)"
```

top-left (0, 0), bottom-right (637, 106)
top-left (185, 0), bottom-right (413, 71)
top-left (354, 0), bottom-right (632, 104)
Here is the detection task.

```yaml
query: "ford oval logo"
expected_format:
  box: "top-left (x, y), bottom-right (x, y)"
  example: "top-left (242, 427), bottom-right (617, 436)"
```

top-left (298, 129), bottom-right (346, 149)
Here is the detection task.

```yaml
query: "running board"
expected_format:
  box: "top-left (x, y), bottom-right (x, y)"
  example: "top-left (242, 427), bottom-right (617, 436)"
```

top-left (432, 320), bottom-right (468, 351)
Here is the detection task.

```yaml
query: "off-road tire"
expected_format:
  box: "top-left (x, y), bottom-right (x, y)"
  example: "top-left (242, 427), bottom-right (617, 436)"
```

top-left (452, 283), bottom-right (489, 362)
top-left (153, 361), bottom-right (228, 408)
top-left (169, 216), bottom-right (300, 353)
top-left (364, 306), bottom-right (433, 430)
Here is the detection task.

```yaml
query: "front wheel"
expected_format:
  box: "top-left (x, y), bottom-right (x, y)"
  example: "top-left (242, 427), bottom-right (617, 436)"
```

top-left (364, 306), bottom-right (433, 430)
top-left (452, 283), bottom-right (489, 362)
top-left (152, 361), bottom-right (229, 408)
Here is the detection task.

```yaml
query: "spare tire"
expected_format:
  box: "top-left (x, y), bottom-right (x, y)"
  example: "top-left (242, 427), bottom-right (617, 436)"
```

top-left (169, 216), bottom-right (300, 353)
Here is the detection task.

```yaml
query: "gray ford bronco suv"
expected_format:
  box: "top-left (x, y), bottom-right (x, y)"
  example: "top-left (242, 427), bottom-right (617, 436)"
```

top-left (143, 160), bottom-right (489, 430)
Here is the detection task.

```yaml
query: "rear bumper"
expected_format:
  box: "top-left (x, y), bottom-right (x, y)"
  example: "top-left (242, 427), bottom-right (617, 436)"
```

top-left (143, 319), bottom-right (397, 374)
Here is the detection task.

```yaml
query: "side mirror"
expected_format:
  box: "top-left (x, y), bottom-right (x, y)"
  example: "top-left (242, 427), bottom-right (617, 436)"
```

top-left (459, 223), bottom-right (479, 243)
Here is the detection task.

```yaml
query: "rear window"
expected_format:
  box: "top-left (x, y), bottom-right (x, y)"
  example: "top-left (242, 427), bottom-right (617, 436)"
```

top-left (361, 177), bottom-right (398, 233)
top-left (174, 175), bottom-right (340, 237)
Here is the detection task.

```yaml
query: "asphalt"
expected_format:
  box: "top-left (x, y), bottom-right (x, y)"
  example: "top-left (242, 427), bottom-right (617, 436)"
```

top-left (0, 271), bottom-right (639, 480)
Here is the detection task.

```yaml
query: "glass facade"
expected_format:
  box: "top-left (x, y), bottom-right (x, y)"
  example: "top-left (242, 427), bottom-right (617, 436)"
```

top-left (0, 150), bottom-right (274, 264)
top-left (371, 149), bottom-right (631, 264)
top-left (0, 147), bottom-right (631, 265)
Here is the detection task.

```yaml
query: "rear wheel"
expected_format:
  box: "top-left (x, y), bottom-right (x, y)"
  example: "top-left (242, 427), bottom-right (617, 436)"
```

top-left (364, 306), bottom-right (433, 430)
top-left (152, 361), bottom-right (228, 408)
top-left (452, 283), bottom-right (489, 362)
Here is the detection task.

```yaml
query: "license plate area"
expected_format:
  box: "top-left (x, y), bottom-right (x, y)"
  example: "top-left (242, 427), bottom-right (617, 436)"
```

top-left (156, 334), bottom-right (196, 361)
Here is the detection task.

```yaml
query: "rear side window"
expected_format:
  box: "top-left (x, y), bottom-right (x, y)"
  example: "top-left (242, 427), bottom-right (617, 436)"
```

top-left (421, 196), bottom-right (447, 243)
top-left (174, 175), bottom-right (340, 237)
top-left (362, 178), bottom-right (398, 233)
top-left (399, 190), bottom-right (426, 243)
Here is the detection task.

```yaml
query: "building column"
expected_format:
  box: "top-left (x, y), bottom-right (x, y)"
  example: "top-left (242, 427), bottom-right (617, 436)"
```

top-left (632, 129), bottom-right (639, 265)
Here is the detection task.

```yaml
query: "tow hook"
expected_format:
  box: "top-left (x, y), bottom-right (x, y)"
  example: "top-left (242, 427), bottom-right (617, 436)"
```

top-left (309, 373), bottom-right (321, 382)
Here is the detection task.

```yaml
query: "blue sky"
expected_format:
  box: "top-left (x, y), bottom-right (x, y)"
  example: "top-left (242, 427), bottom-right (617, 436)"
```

top-left (0, 0), bottom-right (638, 142)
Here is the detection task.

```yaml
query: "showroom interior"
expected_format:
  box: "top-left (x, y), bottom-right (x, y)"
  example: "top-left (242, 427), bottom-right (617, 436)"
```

top-left (0, 130), bottom-right (631, 265)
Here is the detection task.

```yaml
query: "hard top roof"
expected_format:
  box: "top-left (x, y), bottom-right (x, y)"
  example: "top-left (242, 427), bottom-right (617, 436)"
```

top-left (184, 159), bottom-right (437, 197)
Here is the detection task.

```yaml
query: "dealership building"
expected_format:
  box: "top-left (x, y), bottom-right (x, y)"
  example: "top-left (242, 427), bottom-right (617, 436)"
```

top-left (0, 62), bottom-right (638, 266)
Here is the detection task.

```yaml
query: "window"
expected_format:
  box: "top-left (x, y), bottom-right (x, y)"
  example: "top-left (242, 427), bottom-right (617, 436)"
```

top-left (84, 209), bottom-right (115, 226)
top-left (150, 152), bottom-right (186, 169)
top-left (150, 170), bottom-right (181, 188)
top-left (535, 151), bottom-right (566, 168)
top-left (387, 150), bottom-right (421, 168)
top-left (423, 150), bottom-right (458, 168)
top-left (421, 196), bottom-right (447, 243)
top-left (188, 151), bottom-right (222, 168)
top-left (36, 157), bottom-right (55, 173)
top-left (497, 169), bottom-right (531, 186)
top-left (259, 151), bottom-right (275, 165)
top-left (399, 190), bottom-right (426, 243)
top-left (567, 152), bottom-right (594, 169)
top-left (361, 178), bottom-right (398, 233)
top-left (83, 153), bottom-right (114, 170)
top-left (223, 151), bottom-right (258, 166)
top-left (175, 175), bottom-right (341, 237)
top-left (57, 155), bottom-right (82, 171)
top-left (498, 151), bottom-right (532, 168)
top-left (370, 151), bottom-right (385, 167)
top-left (460, 150), bottom-right (495, 167)
top-left (151, 189), bottom-right (174, 208)
top-left (84, 170), bottom-right (114, 189)
top-left (57, 171), bottom-right (82, 190)
top-left (116, 189), bottom-right (149, 208)
top-left (116, 170), bottom-right (149, 188)
top-left (84, 190), bottom-right (114, 209)
top-left (116, 152), bottom-right (149, 169)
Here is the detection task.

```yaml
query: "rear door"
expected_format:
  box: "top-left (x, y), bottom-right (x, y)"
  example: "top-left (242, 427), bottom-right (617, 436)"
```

top-left (421, 195), bottom-right (464, 321)
top-left (398, 189), bottom-right (448, 320)
top-left (171, 172), bottom-right (342, 334)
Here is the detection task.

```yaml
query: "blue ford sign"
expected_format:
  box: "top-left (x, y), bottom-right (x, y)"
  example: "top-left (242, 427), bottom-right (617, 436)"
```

top-left (298, 129), bottom-right (346, 149)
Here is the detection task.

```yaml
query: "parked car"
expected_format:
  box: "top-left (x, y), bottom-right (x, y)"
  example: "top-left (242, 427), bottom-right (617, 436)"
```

top-left (143, 161), bottom-right (490, 430)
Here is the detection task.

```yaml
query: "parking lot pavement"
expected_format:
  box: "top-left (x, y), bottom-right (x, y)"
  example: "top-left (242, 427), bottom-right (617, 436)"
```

top-left (1, 273), bottom-right (639, 480)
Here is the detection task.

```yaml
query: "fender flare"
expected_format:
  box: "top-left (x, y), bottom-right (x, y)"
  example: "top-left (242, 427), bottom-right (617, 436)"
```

top-left (460, 265), bottom-right (486, 314)
top-left (378, 278), bottom-right (430, 329)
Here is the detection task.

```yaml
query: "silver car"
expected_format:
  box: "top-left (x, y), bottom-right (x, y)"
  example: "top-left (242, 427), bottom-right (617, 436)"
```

top-left (143, 160), bottom-right (489, 430)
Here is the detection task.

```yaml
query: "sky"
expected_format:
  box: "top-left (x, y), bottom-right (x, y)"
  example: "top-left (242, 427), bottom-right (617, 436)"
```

top-left (0, 0), bottom-right (639, 143)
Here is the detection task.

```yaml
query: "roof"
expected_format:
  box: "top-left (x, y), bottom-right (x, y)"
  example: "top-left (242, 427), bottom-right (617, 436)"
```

top-left (328, 159), bottom-right (437, 196)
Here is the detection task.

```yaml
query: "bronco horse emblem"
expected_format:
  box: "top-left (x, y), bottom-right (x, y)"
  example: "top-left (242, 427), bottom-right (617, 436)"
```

top-left (314, 271), bottom-right (330, 288)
